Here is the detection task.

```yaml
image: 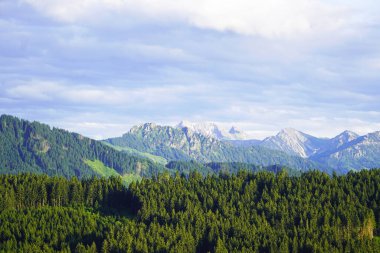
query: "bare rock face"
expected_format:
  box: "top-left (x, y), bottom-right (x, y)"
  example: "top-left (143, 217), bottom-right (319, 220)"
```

top-left (314, 131), bottom-right (380, 170)
top-left (176, 121), bottom-right (248, 140)
top-left (260, 128), bottom-right (329, 158)
top-left (105, 122), bottom-right (317, 171)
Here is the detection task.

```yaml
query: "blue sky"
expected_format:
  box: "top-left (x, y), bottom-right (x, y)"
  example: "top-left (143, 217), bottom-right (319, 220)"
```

top-left (1, 0), bottom-right (379, 140)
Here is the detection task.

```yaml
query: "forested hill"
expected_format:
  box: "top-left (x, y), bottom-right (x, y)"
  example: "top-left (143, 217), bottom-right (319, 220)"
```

top-left (0, 115), bottom-right (164, 179)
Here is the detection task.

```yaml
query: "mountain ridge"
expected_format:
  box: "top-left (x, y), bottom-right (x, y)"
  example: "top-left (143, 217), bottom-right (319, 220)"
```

top-left (105, 123), bottom-right (320, 171)
top-left (2, 115), bottom-right (379, 176)
top-left (0, 114), bottom-right (310, 180)
top-left (310, 131), bottom-right (380, 170)
top-left (107, 121), bottom-right (380, 172)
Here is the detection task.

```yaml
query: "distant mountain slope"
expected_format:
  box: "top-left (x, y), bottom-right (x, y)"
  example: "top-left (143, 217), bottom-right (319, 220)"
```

top-left (172, 122), bottom-right (376, 173)
top-left (307, 130), bottom-right (360, 158)
top-left (224, 139), bottom-right (262, 147)
top-left (311, 131), bottom-right (380, 171)
top-left (232, 129), bottom-right (361, 158)
top-left (105, 123), bottom-right (318, 171)
top-left (252, 128), bottom-right (379, 172)
top-left (0, 115), bottom-right (164, 179)
top-left (328, 130), bottom-right (359, 149)
top-left (260, 128), bottom-right (330, 158)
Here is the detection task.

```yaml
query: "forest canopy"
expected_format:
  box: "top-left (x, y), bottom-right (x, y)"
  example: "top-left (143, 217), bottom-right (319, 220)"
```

top-left (0, 169), bottom-right (379, 252)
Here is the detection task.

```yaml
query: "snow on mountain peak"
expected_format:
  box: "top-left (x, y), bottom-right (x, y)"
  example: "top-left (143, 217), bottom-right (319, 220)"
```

top-left (176, 121), bottom-right (223, 139)
top-left (176, 121), bottom-right (248, 140)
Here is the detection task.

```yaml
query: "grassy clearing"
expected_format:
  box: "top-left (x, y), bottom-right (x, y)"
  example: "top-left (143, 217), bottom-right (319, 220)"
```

top-left (84, 159), bottom-right (119, 177)
top-left (102, 142), bottom-right (167, 165)
top-left (84, 159), bottom-right (141, 185)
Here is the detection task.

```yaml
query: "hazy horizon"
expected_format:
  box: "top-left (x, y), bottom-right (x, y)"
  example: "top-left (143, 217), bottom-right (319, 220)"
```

top-left (1, 114), bottom-right (375, 141)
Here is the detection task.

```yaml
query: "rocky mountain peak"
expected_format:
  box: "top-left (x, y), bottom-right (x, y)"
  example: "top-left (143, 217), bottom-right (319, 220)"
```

top-left (340, 130), bottom-right (359, 138)
top-left (365, 131), bottom-right (380, 142)
top-left (277, 128), bottom-right (309, 143)
top-left (176, 121), bottom-right (247, 140)
top-left (331, 130), bottom-right (359, 147)
top-left (229, 126), bottom-right (239, 134)
top-left (130, 123), bottom-right (157, 134)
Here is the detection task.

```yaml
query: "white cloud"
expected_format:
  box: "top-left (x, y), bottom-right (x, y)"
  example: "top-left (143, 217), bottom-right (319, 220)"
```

top-left (23, 0), bottom-right (355, 39)
top-left (61, 121), bottom-right (130, 140)
top-left (6, 81), bottom-right (62, 100)
top-left (5, 80), bottom-right (199, 106)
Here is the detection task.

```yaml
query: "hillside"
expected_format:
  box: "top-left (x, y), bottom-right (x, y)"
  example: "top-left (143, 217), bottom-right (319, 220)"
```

top-left (0, 115), bottom-right (165, 179)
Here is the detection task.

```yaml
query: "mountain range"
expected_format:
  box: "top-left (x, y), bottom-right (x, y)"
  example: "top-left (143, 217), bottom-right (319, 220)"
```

top-left (106, 121), bottom-right (380, 173)
top-left (1, 115), bottom-right (379, 181)
top-left (105, 122), bottom-right (315, 171)
top-left (0, 115), bottom-right (305, 183)
top-left (227, 127), bottom-right (380, 172)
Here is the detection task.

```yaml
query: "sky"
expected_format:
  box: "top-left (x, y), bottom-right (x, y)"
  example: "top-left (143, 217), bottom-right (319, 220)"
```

top-left (1, 0), bottom-right (380, 140)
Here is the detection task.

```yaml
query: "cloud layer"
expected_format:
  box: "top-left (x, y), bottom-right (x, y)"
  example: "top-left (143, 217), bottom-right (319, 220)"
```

top-left (23, 0), bottom-right (357, 39)
top-left (0, 0), bottom-right (379, 139)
